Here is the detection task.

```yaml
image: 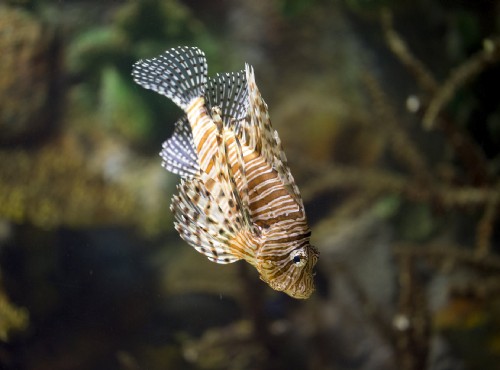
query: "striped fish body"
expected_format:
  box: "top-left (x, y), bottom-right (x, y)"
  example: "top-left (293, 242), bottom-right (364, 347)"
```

top-left (132, 47), bottom-right (318, 298)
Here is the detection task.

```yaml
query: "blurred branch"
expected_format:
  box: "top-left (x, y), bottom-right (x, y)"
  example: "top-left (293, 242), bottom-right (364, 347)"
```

top-left (300, 162), bottom-right (499, 208)
top-left (475, 181), bottom-right (500, 256)
top-left (393, 243), bottom-right (500, 272)
top-left (380, 8), bottom-right (492, 185)
top-left (332, 263), bottom-right (396, 347)
top-left (363, 72), bottom-right (434, 185)
top-left (383, 7), bottom-right (500, 132)
top-left (423, 37), bottom-right (500, 130)
top-left (332, 255), bottom-right (431, 370)
top-left (394, 254), bottom-right (430, 370)
top-left (449, 276), bottom-right (500, 299)
top-left (381, 9), bottom-right (438, 94)
top-left (237, 263), bottom-right (277, 369)
top-left (311, 191), bottom-right (383, 249)
top-left (435, 113), bottom-right (490, 184)
top-left (318, 190), bottom-right (380, 222)
top-left (300, 165), bottom-right (406, 201)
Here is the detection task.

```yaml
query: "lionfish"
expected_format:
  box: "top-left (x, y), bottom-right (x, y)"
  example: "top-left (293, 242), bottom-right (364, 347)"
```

top-left (132, 46), bottom-right (319, 298)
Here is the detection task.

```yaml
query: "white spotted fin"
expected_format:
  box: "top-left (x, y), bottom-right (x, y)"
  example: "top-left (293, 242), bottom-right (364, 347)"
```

top-left (132, 46), bottom-right (207, 110)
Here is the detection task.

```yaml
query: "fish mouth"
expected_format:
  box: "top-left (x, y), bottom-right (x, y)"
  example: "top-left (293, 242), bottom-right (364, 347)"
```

top-left (264, 275), bottom-right (313, 299)
top-left (287, 289), bottom-right (313, 299)
top-left (283, 275), bottom-right (315, 299)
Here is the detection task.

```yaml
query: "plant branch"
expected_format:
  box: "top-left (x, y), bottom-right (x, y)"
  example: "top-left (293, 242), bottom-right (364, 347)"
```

top-left (423, 37), bottom-right (500, 130)
top-left (393, 243), bottom-right (500, 271)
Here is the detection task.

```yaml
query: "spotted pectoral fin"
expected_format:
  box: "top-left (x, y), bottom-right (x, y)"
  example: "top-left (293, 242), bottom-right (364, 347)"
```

top-left (171, 177), bottom-right (243, 264)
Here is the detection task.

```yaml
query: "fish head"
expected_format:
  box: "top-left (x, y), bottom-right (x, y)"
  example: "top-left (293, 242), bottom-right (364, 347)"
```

top-left (256, 235), bottom-right (319, 299)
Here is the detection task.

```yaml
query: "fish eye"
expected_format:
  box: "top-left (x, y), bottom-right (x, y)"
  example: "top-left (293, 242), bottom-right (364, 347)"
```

top-left (291, 249), bottom-right (307, 268)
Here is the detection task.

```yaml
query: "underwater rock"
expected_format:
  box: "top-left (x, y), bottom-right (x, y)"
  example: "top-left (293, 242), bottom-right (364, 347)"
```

top-left (0, 5), bottom-right (56, 144)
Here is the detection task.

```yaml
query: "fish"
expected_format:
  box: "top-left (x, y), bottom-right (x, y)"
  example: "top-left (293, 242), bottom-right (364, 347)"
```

top-left (132, 46), bottom-right (319, 299)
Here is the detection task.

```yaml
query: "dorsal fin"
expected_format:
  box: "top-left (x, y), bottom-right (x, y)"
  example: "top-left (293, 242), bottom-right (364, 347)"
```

top-left (132, 46), bottom-right (207, 110)
top-left (243, 64), bottom-right (304, 206)
top-left (160, 116), bottom-right (200, 178)
top-left (206, 71), bottom-right (249, 126)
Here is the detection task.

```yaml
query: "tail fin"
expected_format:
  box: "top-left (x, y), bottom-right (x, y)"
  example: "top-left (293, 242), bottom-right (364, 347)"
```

top-left (132, 46), bottom-right (207, 110)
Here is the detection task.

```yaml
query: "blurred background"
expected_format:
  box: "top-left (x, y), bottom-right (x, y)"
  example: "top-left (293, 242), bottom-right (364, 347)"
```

top-left (0, 0), bottom-right (499, 369)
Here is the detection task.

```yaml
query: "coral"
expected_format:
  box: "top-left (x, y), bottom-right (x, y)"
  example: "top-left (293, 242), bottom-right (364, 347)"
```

top-left (0, 132), bottom-right (170, 232)
top-left (0, 4), bottom-right (56, 144)
top-left (0, 134), bottom-right (131, 229)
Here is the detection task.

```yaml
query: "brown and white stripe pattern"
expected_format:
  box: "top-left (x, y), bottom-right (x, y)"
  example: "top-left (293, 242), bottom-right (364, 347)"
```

top-left (132, 46), bottom-right (318, 299)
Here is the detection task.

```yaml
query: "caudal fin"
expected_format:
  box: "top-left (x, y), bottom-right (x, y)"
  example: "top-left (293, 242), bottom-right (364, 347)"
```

top-left (132, 46), bottom-right (207, 110)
